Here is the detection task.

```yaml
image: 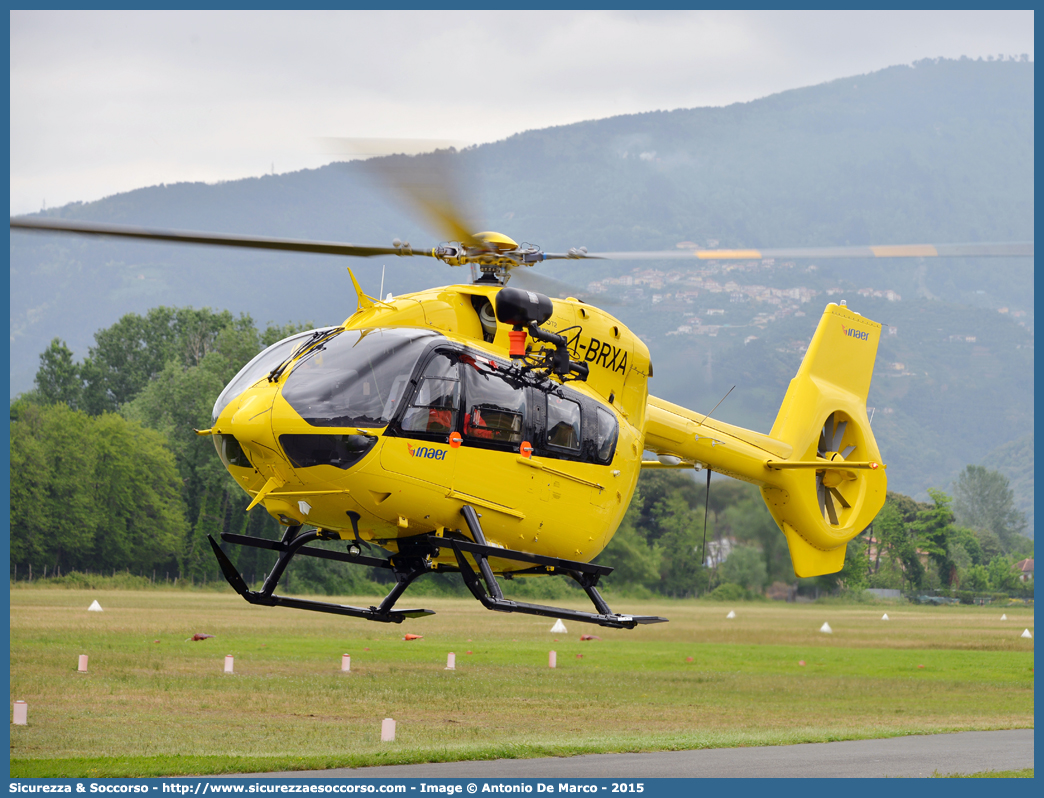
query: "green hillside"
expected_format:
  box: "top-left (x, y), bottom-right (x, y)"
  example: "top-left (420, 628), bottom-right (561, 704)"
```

top-left (9, 57), bottom-right (1034, 515)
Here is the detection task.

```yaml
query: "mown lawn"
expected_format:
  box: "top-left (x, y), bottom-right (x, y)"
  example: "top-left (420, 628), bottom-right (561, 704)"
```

top-left (9, 589), bottom-right (1034, 777)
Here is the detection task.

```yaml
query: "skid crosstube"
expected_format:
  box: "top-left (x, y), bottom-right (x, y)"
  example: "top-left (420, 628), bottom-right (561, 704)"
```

top-left (209, 506), bottom-right (667, 629)
top-left (208, 529), bottom-right (434, 624)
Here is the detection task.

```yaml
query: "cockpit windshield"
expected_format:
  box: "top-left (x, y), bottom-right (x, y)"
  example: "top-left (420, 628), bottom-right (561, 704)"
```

top-left (281, 327), bottom-right (438, 428)
top-left (212, 327), bottom-right (337, 422)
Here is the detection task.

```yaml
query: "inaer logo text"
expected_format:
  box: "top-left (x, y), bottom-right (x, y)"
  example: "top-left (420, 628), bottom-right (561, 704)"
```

top-left (407, 443), bottom-right (447, 461)
top-left (840, 324), bottom-right (870, 341)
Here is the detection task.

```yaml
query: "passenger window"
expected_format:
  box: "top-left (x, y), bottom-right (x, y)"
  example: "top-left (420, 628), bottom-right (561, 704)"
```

top-left (594, 406), bottom-right (619, 464)
top-left (463, 361), bottom-right (525, 444)
top-left (547, 394), bottom-right (581, 451)
top-left (402, 354), bottom-right (460, 434)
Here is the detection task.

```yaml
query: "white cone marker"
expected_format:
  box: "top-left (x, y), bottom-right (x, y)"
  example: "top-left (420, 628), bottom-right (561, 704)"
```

top-left (726, 610), bottom-right (736, 619)
top-left (381, 718), bottom-right (396, 742)
top-left (549, 650), bottom-right (557, 669)
top-left (341, 654), bottom-right (351, 673)
top-left (1021, 629), bottom-right (1032, 639)
top-left (88, 600), bottom-right (103, 612)
top-left (224, 655), bottom-right (234, 673)
top-left (445, 652), bottom-right (456, 670)
top-left (550, 619), bottom-right (567, 633)
top-left (820, 622), bottom-right (833, 634)
top-left (12, 701), bottom-right (28, 725)
top-left (1001, 614), bottom-right (1008, 620)
top-left (77, 655), bottom-right (88, 673)
top-left (881, 614), bottom-right (889, 621)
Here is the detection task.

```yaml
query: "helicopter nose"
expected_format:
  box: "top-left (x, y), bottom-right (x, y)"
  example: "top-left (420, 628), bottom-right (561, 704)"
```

top-left (229, 393), bottom-right (284, 471)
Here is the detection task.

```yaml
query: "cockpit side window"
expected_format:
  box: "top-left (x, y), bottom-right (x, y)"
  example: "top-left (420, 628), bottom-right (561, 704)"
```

top-left (546, 394), bottom-right (581, 452)
top-left (401, 353), bottom-right (460, 435)
top-left (462, 360), bottom-right (526, 446)
top-left (593, 406), bottom-right (619, 464)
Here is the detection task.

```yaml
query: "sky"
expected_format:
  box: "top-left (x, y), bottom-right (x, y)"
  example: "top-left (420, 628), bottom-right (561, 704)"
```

top-left (9, 9), bottom-right (1035, 216)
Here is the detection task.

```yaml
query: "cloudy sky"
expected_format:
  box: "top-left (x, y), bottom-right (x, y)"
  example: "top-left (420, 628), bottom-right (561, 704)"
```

top-left (10, 9), bottom-right (1034, 216)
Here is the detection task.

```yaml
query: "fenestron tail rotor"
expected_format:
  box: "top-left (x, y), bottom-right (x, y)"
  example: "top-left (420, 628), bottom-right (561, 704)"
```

top-left (815, 412), bottom-right (857, 526)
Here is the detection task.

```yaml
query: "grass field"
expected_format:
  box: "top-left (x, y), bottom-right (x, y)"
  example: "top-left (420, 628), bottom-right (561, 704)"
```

top-left (9, 589), bottom-right (1034, 777)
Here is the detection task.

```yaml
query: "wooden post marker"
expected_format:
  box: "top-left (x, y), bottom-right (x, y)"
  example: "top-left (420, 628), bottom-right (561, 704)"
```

top-left (77, 655), bottom-right (89, 673)
top-left (341, 654), bottom-right (351, 673)
top-left (12, 701), bottom-right (28, 725)
top-left (548, 650), bottom-right (557, 669)
top-left (445, 652), bottom-right (456, 670)
top-left (224, 655), bottom-right (234, 673)
top-left (381, 718), bottom-right (396, 742)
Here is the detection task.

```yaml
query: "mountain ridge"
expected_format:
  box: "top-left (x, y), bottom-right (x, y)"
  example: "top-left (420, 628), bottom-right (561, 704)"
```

top-left (10, 58), bottom-right (1033, 516)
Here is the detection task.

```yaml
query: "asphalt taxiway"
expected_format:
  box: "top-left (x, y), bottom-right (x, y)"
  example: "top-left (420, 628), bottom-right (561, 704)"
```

top-left (233, 728), bottom-right (1033, 778)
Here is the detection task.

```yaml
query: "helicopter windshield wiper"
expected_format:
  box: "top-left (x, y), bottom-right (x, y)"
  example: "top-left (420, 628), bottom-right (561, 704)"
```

top-left (268, 328), bottom-right (342, 382)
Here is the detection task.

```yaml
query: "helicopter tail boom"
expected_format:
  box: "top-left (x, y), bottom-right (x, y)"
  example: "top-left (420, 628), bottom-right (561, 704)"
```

top-left (644, 301), bottom-right (887, 578)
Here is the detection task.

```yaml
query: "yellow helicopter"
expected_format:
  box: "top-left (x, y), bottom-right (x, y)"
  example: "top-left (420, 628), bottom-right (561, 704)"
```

top-left (9, 210), bottom-right (1033, 628)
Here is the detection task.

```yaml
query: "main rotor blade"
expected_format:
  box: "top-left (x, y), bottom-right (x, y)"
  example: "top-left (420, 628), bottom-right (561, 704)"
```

top-left (590, 242), bottom-right (1034, 261)
top-left (9, 217), bottom-right (427, 260)
top-left (355, 148), bottom-right (486, 249)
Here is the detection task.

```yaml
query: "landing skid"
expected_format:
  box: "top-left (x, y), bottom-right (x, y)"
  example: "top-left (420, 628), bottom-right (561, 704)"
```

top-left (208, 506), bottom-right (667, 629)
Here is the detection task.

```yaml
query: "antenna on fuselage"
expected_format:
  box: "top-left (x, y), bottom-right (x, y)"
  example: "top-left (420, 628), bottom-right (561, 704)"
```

top-left (699, 385), bottom-right (736, 425)
top-left (701, 468), bottom-right (712, 567)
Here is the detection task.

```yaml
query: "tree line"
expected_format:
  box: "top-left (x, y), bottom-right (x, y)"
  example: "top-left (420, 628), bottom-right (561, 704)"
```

top-left (9, 305), bottom-right (1034, 600)
top-left (595, 468), bottom-right (1033, 600)
top-left (11, 307), bottom-right (304, 585)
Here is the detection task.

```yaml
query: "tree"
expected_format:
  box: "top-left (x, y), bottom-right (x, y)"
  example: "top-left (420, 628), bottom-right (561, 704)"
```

top-left (948, 525), bottom-right (985, 565)
top-left (9, 401), bottom-right (61, 570)
top-left (722, 492), bottom-right (793, 586)
top-left (78, 307), bottom-right (254, 414)
top-left (720, 545), bottom-right (768, 592)
top-left (963, 563), bottom-right (990, 592)
top-left (9, 401), bottom-right (187, 577)
top-left (952, 465), bottom-right (1027, 551)
top-left (914, 489), bottom-right (958, 588)
top-left (10, 401), bottom-right (101, 574)
top-left (871, 498), bottom-right (925, 591)
top-left (89, 413), bottom-right (185, 572)
top-left (653, 493), bottom-right (709, 597)
top-left (597, 491), bottom-right (662, 591)
top-left (33, 338), bottom-right (82, 408)
top-left (986, 555), bottom-right (1022, 593)
top-left (629, 470), bottom-right (704, 542)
